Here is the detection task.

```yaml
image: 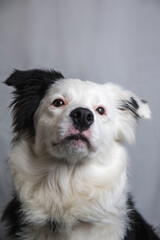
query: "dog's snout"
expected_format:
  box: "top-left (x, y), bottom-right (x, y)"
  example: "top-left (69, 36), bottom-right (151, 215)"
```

top-left (70, 107), bottom-right (94, 132)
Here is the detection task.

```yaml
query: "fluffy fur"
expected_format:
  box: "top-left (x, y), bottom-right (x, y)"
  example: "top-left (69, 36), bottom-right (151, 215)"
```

top-left (2, 69), bottom-right (159, 240)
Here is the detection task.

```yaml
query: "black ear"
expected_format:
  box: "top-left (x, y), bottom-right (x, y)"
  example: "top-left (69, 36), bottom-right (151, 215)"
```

top-left (5, 69), bottom-right (64, 138)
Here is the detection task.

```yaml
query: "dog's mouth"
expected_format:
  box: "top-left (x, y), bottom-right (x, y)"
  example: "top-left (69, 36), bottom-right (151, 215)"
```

top-left (64, 134), bottom-right (89, 144)
top-left (52, 134), bottom-right (90, 147)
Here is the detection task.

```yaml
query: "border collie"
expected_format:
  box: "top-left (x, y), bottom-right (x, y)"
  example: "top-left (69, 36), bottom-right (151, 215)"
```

top-left (2, 69), bottom-right (159, 240)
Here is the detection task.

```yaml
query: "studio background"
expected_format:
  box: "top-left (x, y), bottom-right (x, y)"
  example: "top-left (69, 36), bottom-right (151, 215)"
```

top-left (0, 0), bottom-right (160, 238)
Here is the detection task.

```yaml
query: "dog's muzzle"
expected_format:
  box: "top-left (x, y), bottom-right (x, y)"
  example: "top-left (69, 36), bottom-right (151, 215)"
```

top-left (70, 107), bottom-right (94, 132)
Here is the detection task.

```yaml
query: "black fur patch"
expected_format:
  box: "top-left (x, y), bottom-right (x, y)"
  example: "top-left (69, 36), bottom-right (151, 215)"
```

top-left (130, 97), bottom-right (139, 110)
top-left (120, 97), bottom-right (140, 118)
top-left (1, 196), bottom-right (26, 239)
top-left (5, 69), bottom-right (64, 138)
top-left (125, 98), bottom-right (139, 118)
top-left (124, 196), bottom-right (160, 240)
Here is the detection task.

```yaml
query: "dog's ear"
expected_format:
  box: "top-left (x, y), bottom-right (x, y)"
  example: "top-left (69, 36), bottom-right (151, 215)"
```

top-left (5, 69), bottom-right (64, 137)
top-left (107, 84), bottom-right (151, 144)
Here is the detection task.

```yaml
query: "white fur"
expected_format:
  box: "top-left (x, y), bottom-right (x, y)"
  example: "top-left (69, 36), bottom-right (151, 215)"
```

top-left (8, 79), bottom-right (150, 240)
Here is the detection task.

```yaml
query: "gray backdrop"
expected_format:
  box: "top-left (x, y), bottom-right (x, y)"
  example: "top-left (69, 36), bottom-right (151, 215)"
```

top-left (0, 0), bottom-right (160, 238)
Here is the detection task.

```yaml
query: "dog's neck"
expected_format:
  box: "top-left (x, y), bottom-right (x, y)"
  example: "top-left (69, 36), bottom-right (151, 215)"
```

top-left (9, 138), bottom-right (128, 234)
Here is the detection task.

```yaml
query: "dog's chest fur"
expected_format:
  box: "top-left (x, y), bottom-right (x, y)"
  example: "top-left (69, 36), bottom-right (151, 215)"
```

top-left (9, 140), bottom-right (127, 240)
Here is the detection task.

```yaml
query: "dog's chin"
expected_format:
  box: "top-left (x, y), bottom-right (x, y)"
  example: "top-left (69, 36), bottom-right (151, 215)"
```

top-left (50, 134), bottom-right (92, 161)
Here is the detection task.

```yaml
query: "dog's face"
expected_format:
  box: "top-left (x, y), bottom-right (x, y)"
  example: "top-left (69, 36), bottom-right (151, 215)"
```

top-left (34, 79), bottom-right (115, 161)
top-left (6, 69), bottom-right (151, 163)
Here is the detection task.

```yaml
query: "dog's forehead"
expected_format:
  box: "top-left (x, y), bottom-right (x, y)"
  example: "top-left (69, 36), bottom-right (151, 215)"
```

top-left (48, 78), bottom-right (108, 101)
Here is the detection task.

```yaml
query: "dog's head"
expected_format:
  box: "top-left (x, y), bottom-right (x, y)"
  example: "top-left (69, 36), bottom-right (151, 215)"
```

top-left (6, 69), bottom-right (151, 163)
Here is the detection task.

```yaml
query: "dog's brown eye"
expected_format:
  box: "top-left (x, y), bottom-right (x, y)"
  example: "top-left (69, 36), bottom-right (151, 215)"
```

top-left (52, 99), bottom-right (65, 107)
top-left (96, 107), bottom-right (105, 115)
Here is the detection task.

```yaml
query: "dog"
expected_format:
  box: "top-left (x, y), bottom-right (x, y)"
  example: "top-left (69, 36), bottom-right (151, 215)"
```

top-left (2, 69), bottom-right (159, 240)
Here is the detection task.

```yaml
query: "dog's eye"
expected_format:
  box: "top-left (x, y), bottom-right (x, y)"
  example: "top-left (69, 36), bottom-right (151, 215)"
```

top-left (52, 99), bottom-right (65, 107)
top-left (96, 107), bottom-right (105, 115)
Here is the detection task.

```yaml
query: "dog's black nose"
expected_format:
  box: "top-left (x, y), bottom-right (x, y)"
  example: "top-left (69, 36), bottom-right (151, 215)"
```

top-left (70, 107), bottom-right (94, 132)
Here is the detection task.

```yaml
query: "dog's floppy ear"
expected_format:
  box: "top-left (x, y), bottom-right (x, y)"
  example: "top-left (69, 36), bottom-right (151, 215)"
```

top-left (107, 84), bottom-right (151, 144)
top-left (5, 69), bottom-right (64, 137)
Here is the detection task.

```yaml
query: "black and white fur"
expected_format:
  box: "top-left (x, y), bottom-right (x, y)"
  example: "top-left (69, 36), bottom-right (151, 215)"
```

top-left (2, 69), bottom-right (159, 240)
